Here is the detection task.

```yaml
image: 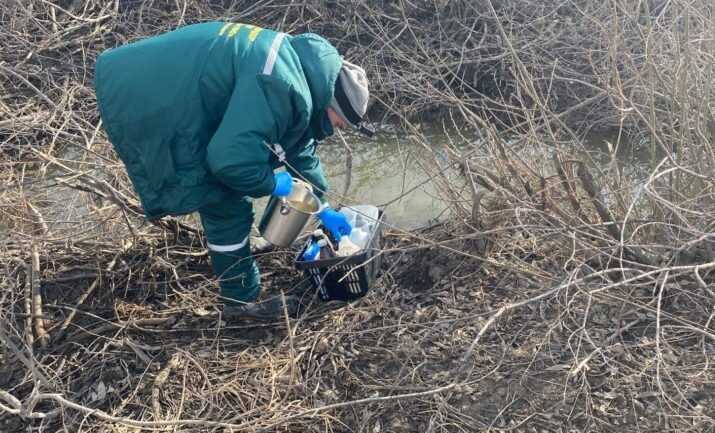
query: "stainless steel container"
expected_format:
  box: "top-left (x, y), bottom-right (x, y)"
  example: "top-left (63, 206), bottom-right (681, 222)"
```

top-left (258, 179), bottom-right (321, 247)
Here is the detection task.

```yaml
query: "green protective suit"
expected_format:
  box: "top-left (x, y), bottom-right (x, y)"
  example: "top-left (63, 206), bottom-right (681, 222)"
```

top-left (94, 22), bottom-right (341, 302)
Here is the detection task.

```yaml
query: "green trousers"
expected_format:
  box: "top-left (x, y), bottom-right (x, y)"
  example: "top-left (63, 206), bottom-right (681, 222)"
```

top-left (199, 193), bottom-right (260, 304)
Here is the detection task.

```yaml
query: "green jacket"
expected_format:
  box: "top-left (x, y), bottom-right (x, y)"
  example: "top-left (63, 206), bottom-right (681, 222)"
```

top-left (95, 22), bottom-right (339, 218)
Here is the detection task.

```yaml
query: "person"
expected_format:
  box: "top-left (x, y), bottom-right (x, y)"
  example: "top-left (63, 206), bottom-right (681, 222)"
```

top-left (94, 21), bottom-right (372, 319)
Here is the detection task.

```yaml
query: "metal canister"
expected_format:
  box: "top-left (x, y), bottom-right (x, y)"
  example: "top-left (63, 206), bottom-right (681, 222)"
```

top-left (258, 179), bottom-right (321, 247)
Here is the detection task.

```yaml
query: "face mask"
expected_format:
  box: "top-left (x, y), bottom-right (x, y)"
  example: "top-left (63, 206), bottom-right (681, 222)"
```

top-left (310, 110), bottom-right (334, 142)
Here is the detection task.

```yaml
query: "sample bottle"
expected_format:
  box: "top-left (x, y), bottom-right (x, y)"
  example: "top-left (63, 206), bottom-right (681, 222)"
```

top-left (302, 241), bottom-right (321, 261)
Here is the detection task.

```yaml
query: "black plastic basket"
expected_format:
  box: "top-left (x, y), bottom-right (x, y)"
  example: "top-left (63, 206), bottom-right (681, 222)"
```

top-left (294, 211), bottom-right (384, 301)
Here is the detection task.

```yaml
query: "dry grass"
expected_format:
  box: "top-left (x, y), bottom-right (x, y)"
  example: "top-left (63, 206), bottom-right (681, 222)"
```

top-left (1, 1), bottom-right (714, 432)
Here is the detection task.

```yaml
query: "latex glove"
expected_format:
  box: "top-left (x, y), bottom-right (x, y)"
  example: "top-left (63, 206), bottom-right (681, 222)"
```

top-left (317, 207), bottom-right (352, 240)
top-left (272, 172), bottom-right (293, 197)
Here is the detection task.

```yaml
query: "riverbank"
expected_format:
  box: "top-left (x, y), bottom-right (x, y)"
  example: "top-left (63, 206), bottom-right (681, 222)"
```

top-left (1, 1), bottom-right (714, 432)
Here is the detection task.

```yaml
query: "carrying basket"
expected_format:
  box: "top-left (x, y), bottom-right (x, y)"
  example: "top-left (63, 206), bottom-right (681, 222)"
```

top-left (294, 211), bottom-right (384, 301)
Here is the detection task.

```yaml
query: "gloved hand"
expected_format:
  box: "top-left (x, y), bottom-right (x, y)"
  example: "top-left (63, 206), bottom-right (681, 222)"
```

top-left (272, 172), bottom-right (293, 197)
top-left (317, 207), bottom-right (352, 240)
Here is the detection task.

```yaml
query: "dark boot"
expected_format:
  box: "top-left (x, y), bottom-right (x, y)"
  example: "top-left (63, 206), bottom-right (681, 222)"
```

top-left (223, 295), bottom-right (301, 321)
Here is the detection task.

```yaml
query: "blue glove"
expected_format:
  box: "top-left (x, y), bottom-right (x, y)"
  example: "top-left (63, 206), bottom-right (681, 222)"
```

top-left (317, 207), bottom-right (352, 240)
top-left (272, 172), bottom-right (293, 197)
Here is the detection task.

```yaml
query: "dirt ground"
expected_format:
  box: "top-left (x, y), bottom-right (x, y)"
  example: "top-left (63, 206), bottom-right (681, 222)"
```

top-left (2, 219), bottom-right (713, 432)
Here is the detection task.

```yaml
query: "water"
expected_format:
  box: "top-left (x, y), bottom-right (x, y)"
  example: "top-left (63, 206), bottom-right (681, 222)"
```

top-left (274, 126), bottom-right (648, 230)
top-left (252, 126), bottom-right (467, 230)
top-left (33, 125), bottom-right (647, 236)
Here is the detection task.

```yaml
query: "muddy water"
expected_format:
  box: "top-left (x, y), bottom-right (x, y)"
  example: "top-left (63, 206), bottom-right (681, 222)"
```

top-left (257, 127), bottom-right (648, 230)
top-left (253, 126), bottom-right (465, 230)
top-left (34, 126), bottom-right (647, 236)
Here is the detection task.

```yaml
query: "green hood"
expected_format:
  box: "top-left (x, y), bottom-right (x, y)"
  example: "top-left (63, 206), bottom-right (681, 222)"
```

top-left (289, 33), bottom-right (342, 117)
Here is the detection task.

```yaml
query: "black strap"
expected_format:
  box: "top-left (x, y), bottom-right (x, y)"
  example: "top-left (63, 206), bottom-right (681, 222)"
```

top-left (334, 75), bottom-right (362, 126)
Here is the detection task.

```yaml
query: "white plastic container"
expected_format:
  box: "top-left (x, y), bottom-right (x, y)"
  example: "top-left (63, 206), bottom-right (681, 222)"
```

top-left (336, 235), bottom-right (361, 256)
top-left (349, 227), bottom-right (369, 249)
top-left (340, 205), bottom-right (379, 233)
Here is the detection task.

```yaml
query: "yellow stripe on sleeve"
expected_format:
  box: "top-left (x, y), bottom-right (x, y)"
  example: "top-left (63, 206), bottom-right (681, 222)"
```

top-left (227, 23), bottom-right (244, 38)
top-left (218, 23), bottom-right (232, 36)
top-left (248, 26), bottom-right (263, 42)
